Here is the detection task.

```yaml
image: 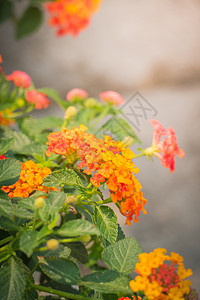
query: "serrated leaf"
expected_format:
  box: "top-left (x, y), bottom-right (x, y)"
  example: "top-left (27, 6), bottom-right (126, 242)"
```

top-left (0, 158), bottom-right (21, 186)
top-left (66, 242), bottom-right (88, 264)
top-left (80, 270), bottom-right (132, 295)
top-left (18, 143), bottom-right (46, 156)
top-left (38, 257), bottom-right (81, 284)
top-left (0, 257), bottom-right (26, 300)
top-left (93, 206), bottom-right (118, 244)
top-left (38, 191), bottom-right (66, 223)
top-left (58, 219), bottom-right (100, 237)
top-left (16, 6), bottom-right (43, 39)
top-left (43, 169), bottom-right (80, 187)
top-left (0, 216), bottom-right (20, 231)
top-left (3, 130), bottom-right (31, 152)
top-left (102, 237), bottom-right (143, 274)
top-left (0, 138), bottom-right (15, 155)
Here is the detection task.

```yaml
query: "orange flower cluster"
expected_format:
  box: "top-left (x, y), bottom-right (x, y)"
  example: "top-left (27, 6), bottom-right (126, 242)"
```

top-left (46, 125), bottom-right (147, 225)
top-left (118, 296), bottom-right (142, 300)
top-left (45, 0), bottom-right (102, 36)
top-left (130, 248), bottom-right (192, 300)
top-left (2, 160), bottom-right (56, 198)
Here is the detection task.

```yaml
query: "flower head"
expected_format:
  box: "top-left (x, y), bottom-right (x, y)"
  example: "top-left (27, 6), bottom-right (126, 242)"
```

top-left (0, 109), bottom-right (15, 126)
top-left (66, 88), bottom-right (88, 102)
top-left (146, 120), bottom-right (185, 172)
top-left (118, 297), bottom-right (142, 300)
top-left (130, 248), bottom-right (192, 300)
top-left (99, 91), bottom-right (125, 106)
top-left (2, 160), bottom-right (56, 198)
top-left (46, 125), bottom-right (147, 225)
top-left (45, 0), bottom-right (102, 36)
top-left (7, 71), bottom-right (31, 89)
top-left (26, 89), bottom-right (50, 110)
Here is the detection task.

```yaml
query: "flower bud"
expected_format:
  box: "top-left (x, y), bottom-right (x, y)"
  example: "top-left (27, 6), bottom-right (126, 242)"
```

top-left (46, 239), bottom-right (59, 250)
top-left (80, 235), bottom-right (91, 243)
top-left (16, 98), bottom-right (26, 108)
top-left (34, 197), bottom-right (45, 209)
top-left (64, 106), bottom-right (77, 120)
top-left (65, 195), bottom-right (77, 205)
top-left (84, 97), bottom-right (98, 108)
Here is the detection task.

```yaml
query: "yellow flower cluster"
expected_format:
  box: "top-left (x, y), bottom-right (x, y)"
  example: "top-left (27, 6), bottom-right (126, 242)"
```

top-left (130, 248), bottom-right (192, 300)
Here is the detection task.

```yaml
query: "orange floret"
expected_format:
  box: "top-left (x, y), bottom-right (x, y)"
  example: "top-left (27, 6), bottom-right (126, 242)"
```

top-left (2, 160), bottom-right (56, 198)
top-left (46, 125), bottom-right (147, 225)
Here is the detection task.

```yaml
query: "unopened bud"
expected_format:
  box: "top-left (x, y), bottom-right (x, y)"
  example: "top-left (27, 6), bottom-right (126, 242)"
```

top-left (46, 239), bottom-right (59, 250)
top-left (34, 197), bottom-right (45, 209)
top-left (84, 98), bottom-right (98, 108)
top-left (65, 195), bottom-right (77, 205)
top-left (64, 106), bottom-right (77, 120)
top-left (16, 98), bottom-right (26, 108)
top-left (81, 235), bottom-right (91, 243)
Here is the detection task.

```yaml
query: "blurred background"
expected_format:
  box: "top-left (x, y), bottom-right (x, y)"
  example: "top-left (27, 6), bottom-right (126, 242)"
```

top-left (0, 0), bottom-right (200, 292)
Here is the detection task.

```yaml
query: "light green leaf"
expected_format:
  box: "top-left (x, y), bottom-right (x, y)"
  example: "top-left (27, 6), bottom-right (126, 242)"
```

top-left (80, 270), bottom-right (132, 295)
top-left (43, 169), bottom-right (81, 187)
top-left (0, 138), bottom-right (15, 155)
top-left (93, 206), bottom-right (118, 244)
top-left (58, 219), bottom-right (100, 237)
top-left (102, 237), bottom-right (143, 274)
top-left (0, 257), bottom-right (26, 300)
top-left (18, 143), bottom-right (46, 156)
top-left (38, 257), bottom-right (81, 284)
top-left (0, 158), bottom-right (21, 186)
top-left (4, 130), bottom-right (31, 152)
top-left (16, 6), bottom-right (43, 39)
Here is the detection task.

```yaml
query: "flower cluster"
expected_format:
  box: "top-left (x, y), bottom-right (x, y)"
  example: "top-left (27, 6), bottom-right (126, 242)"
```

top-left (7, 71), bottom-right (31, 89)
top-left (145, 120), bottom-right (185, 172)
top-left (46, 125), bottom-right (147, 225)
top-left (25, 90), bottom-right (50, 110)
top-left (2, 160), bottom-right (56, 198)
top-left (0, 109), bottom-right (14, 126)
top-left (45, 0), bottom-right (102, 36)
top-left (118, 296), bottom-right (142, 300)
top-left (129, 248), bottom-right (193, 300)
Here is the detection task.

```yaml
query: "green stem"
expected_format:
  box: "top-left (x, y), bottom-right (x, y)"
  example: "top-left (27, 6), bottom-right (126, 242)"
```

top-left (134, 152), bottom-right (146, 158)
top-left (29, 282), bottom-right (102, 300)
top-left (8, 106), bottom-right (34, 118)
top-left (30, 262), bottom-right (39, 277)
top-left (95, 197), bottom-right (112, 205)
top-left (32, 210), bottom-right (38, 231)
top-left (58, 237), bottom-right (83, 243)
top-left (0, 236), bottom-right (13, 247)
top-left (92, 104), bottom-right (112, 128)
top-left (34, 246), bottom-right (48, 252)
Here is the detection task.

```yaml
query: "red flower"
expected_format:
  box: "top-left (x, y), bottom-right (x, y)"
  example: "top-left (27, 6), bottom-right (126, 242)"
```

top-left (7, 71), bottom-right (31, 89)
top-left (66, 88), bottom-right (88, 101)
top-left (26, 90), bottom-right (50, 110)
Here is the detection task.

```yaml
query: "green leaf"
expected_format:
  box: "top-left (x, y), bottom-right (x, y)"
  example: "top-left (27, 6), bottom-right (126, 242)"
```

top-left (93, 206), bottom-right (118, 244)
top-left (0, 216), bottom-right (20, 231)
top-left (66, 242), bottom-right (88, 264)
top-left (0, 158), bottom-right (21, 186)
top-left (0, 75), bottom-right (10, 103)
top-left (16, 6), bottom-right (43, 39)
top-left (0, 0), bottom-right (12, 24)
top-left (34, 244), bottom-right (71, 260)
top-left (0, 257), bottom-right (26, 300)
top-left (3, 130), bottom-right (31, 152)
top-left (38, 257), bottom-right (81, 284)
top-left (0, 138), bottom-right (14, 155)
top-left (43, 169), bottom-right (81, 187)
top-left (102, 237), bottom-right (143, 274)
top-left (18, 143), bottom-right (46, 156)
top-left (80, 270), bottom-right (132, 294)
top-left (24, 288), bottom-right (38, 300)
top-left (58, 219), bottom-right (100, 237)
top-left (38, 191), bottom-right (66, 223)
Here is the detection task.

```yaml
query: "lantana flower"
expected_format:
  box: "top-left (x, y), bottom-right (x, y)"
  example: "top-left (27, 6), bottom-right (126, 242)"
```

top-left (0, 109), bottom-right (15, 126)
top-left (45, 0), bottom-right (102, 36)
top-left (118, 296), bottom-right (142, 300)
top-left (144, 120), bottom-right (185, 172)
top-left (7, 70), bottom-right (31, 89)
top-left (2, 160), bottom-right (56, 198)
top-left (46, 125), bottom-right (147, 225)
top-left (99, 91), bottom-right (125, 106)
top-left (66, 88), bottom-right (88, 102)
top-left (25, 90), bottom-right (50, 110)
top-left (129, 248), bottom-right (193, 300)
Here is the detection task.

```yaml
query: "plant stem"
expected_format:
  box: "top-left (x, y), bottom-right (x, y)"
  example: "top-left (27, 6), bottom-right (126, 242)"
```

top-left (58, 237), bottom-right (82, 243)
top-left (32, 210), bottom-right (38, 230)
top-left (92, 104), bottom-right (112, 128)
top-left (134, 152), bottom-right (146, 158)
top-left (29, 282), bottom-right (102, 300)
top-left (95, 197), bottom-right (112, 205)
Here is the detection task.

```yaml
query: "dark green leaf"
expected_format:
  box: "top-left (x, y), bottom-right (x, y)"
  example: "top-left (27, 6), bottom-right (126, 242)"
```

top-left (58, 219), bottom-right (100, 237)
top-left (0, 0), bottom-right (12, 24)
top-left (43, 169), bottom-right (81, 187)
top-left (66, 242), bottom-right (88, 264)
top-left (16, 6), bottom-right (43, 39)
top-left (0, 216), bottom-right (20, 231)
top-left (0, 158), bottom-right (21, 186)
top-left (38, 257), bottom-right (81, 284)
top-left (102, 237), bottom-right (143, 274)
top-left (34, 244), bottom-right (71, 260)
top-left (0, 257), bottom-right (26, 300)
top-left (80, 270), bottom-right (132, 294)
top-left (93, 206), bottom-right (118, 244)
